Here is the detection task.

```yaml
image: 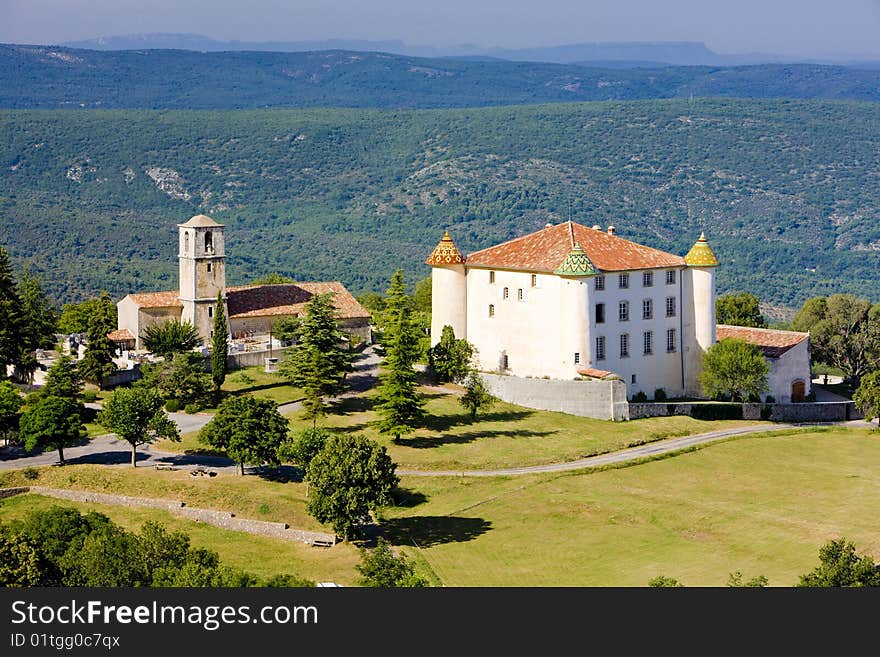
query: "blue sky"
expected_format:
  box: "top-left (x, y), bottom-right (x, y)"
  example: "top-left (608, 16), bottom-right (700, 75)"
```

top-left (2, 0), bottom-right (880, 58)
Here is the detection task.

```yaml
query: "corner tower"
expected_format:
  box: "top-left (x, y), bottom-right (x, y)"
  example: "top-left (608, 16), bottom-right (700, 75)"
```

top-left (554, 242), bottom-right (597, 371)
top-left (682, 232), bottom-right (718, 397)
top-left (178, 214), bottom-right (227, 344)
top-left (427, 231), bottom-right (466, 346)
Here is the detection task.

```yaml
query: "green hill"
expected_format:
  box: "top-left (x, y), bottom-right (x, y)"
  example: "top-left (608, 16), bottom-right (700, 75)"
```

top-left (1, 99), bottom-right (879, 314)
top-left (3, 44), bottom-right (880, 110)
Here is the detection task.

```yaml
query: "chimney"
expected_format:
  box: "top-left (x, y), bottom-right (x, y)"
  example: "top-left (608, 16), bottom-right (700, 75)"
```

top-left (591, 225), bottom-right (601, 230)
top-left (607, 226), bottom-right (616, 236)
top-left (545, 223), bottom-right (553, 228)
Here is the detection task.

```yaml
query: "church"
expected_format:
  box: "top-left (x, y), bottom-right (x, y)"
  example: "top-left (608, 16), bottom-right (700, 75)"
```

top-left (427, 221), bottom-right (811, 405)
top-left (112, 215), bottom-right (371, 351)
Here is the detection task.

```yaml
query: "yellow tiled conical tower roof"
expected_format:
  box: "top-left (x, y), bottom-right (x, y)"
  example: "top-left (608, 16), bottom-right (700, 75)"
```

top-left (684, 232), bottom-right (718, 267)
top-left (426, 230), bottom-right (465, 266)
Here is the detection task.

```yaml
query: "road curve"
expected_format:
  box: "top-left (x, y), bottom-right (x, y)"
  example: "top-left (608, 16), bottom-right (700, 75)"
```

top-left (396, 423), bottom-right (801, 477)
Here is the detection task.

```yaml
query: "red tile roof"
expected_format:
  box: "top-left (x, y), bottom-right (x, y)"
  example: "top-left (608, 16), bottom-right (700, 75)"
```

top-left (107, 328), bottom-right (136, 342)
top-left (125, 291), bottom-right (183, 308)
top-left (716, 324), bottom-right (809, 358)
top-left (576, 367), bottom-right (618, 380)
top-left (464, 221), bottom-right (685, 273)
top-left (227, 282), bottom-right (370, 320)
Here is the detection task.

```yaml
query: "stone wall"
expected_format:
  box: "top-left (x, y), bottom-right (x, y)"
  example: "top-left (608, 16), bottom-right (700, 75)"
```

top-left (2, 487), bottom-right (336, 547)
top-left (481, 373), bottom-right (629, 421)
top-left (629, 401), bottom-right (861, 422)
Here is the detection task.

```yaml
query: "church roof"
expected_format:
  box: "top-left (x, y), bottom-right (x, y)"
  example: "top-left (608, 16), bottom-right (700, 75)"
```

top-left (464, 221), bottom-right (685, 273)
top-left (178, 214), bottom-right (223, 228)
top-left (107, 328), bottom-right (136, 342)
top-left (426, 230), bottom-right (465, 266)
top-left (124, 291), bottom-right (183, 308)
top-left (716, 324), bottom-right (809, 358)
top-left (684, 232), bottom-right (718, 267)
top-left (227, 282), bottom-right (370, 320)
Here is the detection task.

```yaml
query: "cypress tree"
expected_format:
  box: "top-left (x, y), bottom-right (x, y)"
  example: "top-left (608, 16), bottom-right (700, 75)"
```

top-left (0, 246), bottom-right (24, 379)
top-left (211, 292), bottom-right (228, 395)
top-left (18, 268), bottom-right (58, 352)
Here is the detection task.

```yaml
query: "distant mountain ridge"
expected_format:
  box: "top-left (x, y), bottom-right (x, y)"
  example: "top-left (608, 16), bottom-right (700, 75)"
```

top-left (3, 44), bottom-right (880, 110)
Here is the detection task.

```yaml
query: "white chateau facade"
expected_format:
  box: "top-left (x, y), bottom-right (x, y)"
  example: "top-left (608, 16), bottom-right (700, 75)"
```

top-left (428, 221), bottom-right (811, 403)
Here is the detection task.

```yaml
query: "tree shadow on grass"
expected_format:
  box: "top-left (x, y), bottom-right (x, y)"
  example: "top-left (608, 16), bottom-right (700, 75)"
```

top-left (380, 516), bottom-right (492, 547)
top-left (422, 409), bottom-right (534, 433)
top-left (392, 487), bottom-right (428, 508)
top-left (255, 465), bottom-right (305, 483)
top-left (396, 429), bottom-right (555, 449)
top-left (330, 395), bottom-right (375, 415)
top-left (63, 451), bottom-right (151, 466)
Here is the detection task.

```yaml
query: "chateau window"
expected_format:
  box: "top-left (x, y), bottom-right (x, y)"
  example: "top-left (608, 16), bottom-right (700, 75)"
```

top-left (596, 336), bottom-right (606, 361)
top-left (205, 231), bottom-right (213, 253)
top-left (618, 301), bottom-right (629, 322)
top-left (207, 262), bottom-right (212, 273)
top-left (488, 304), bottom-right (495, 317)
top-left (643, 272), bottom-right (653, 287)
top-left (574, 352), bottom-right (580, 364)
top-left (666, 297), bottom-right (676, 318)
top-left (631, 374), bottom-right (637, 384)
top-left (490, 271), bottom-right (495, 284)
top-left (618, 273), bottom-right (629, 289)
top-left (595, 276), bottom-right (605, 291)
top-left (595, 303), bottom-right (605, 324)
top-left (517, 288), bottom-right (523, 301)
top-left (643, 330), bottom-right (653, 355)
top-left (503, 287), bottom-right (509, 300)
top-left (531, 274), bottom-right (537, 288)
top-left (667, 328), bottom-right (677, 353)
top-left (619, 334), bottom-right (629, 358)
top-left (642, 299), bottom-right (653, 320)
top-left (666, 270), bottom-right (676, 285)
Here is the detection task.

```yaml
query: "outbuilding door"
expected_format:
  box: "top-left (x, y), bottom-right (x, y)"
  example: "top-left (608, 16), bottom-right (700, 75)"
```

top-left (791, 380), bottom-right (806, 403)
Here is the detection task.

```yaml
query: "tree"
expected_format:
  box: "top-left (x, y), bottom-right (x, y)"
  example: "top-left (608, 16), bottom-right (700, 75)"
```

top-left (357, 538), bottom-right (428, 587)
top-left (853, 371), bottom-right (880, 425)
top-left (0, 245), bottom-right (24, 380)
top-left (699, 338), bottom-right (769, 401)
top-left (58, 296), bottom-right (117, 335)
top-left (18, 396), bottom-right (85, 465)
top-left (18, 268), bottom-right (58, 351)
top-left (0, 528), bottom-right (47, 586)
top-left (272, 315), bottom-right (301, 345)
top-left (412, 277), bottom-right (432, 314)
top-left (727, 571), bottom-right (768, 587)
top-left (100, 386), bottom-right (179, 467)
top-left (797, 538), bottom-right (880, 587)
top-left (198, 395), bottom-right (288, 475)
top-left (278, 427), bottom-right (331, 470)
top-left (142, 319), bottom-right (200, 358)
top-left (278, 292), bottom-right (352, 425)
top-left (43, 354), bottom-right (83, 400)
top-left (378, 270), bottom-right (421, 366)
top-left (429, 325), bottom-right (473, 382)
top-left (0, 380), bottom-right (24, 445)
top-left (138, 352), bottom-right (211, 408)
top-left (251, 272), bottom-right (295, 285)
top-left (648, 575), bottom-right (684, 587)
top-left (306, 433), bottom-right (399, 540)
top-left (716, 292), bottom-right (766, 328)
top-left (459, 370), bottom-right (496, 421)
top-left (211, 293), bottom-right (228, 395)
top-left (78, 292), bottom-right (117, 387)
top-left (791, 294), bottom-right (880, 383)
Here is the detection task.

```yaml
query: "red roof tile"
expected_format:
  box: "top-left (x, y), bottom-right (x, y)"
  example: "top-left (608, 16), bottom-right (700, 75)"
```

top-left (464, 221), bottom-right (685, 273)
top-left (227, 282), bottom-right (370, 320)
top-left (125, 291), bottom-right (183, 308)
top-left (716, 324), bottom-right (809, 358)
top-left (107, 328), bottom-right (136, 342)
top-left (576, 367), bottom-right (618, 380)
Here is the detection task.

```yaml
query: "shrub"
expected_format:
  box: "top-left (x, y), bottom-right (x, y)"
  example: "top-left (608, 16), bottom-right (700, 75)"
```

top-left (764, 395), bottom-right (776, 403)
top-left (805, 391), bottom-right (817, 402)
top-left (22, 467), bottom-right (40, 481)
top-left (81, 391), bottom-right (98, 403)
top-left (184, 403), bottom-right (201, 414)
top-left (24, 391), bottom-right (44, 407)
top-left (653, 388), bottom-right (667, 402)
top-left (631, 391), bottom-right (648, 403)
top-left (164, 399), bottom-right (181, 412)
top-left (689, 404), bottom-right (744, 421)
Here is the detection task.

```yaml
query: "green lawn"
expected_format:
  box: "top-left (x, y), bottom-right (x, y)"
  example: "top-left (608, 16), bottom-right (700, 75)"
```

top-left (220, 366), bottom-right (304, 406)
top-left (379, 427), bottom-right (880, 586)
top-left (0, 494), bottom-right (360, 585)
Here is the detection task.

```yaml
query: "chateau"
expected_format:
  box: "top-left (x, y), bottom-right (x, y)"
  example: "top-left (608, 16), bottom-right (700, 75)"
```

top-left (112, 215), bottom-right (371, 351)
top-left (427, 221), bottom-right (811, 406)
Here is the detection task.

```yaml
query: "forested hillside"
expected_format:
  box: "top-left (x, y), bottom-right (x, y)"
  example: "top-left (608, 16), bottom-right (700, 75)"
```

top-left (1, 99), bottom-right (879, 315)
top-left (3, 44), bottom-right (880, 109)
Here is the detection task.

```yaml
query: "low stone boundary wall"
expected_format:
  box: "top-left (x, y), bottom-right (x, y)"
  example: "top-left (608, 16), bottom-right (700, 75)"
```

top-left (1, 487), bottom-right (336, 547)
top-left (481, 374), bottom-right (629, 421)
top-left (629, 401), bottom-right (862, 422)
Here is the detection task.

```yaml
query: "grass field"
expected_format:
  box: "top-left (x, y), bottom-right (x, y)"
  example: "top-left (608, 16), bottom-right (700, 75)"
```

top-left (0, 494), bottom-right (360, 585)
top-left (381, 427), bottom-right (880, 586)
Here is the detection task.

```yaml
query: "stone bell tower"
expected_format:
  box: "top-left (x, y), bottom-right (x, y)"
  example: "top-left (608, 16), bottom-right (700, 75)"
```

top-left (178, 214), bottom-right (227, 344)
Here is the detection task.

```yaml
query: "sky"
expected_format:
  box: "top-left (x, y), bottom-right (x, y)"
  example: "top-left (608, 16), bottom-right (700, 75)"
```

top-left (2, 0), bottom-right (880, 59)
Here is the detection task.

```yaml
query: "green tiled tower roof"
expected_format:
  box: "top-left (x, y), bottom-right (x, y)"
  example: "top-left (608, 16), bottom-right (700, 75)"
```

top-left (684, 232), bottom-right (718, 267)
top-left (554, 243), bottom-right (598, 277)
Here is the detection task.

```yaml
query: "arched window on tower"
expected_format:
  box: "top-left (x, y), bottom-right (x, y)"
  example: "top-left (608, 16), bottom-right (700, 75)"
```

top-left (205, 231), bottom-right (213, 253)
top-left (184, 233), bottom-right (189, 254)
